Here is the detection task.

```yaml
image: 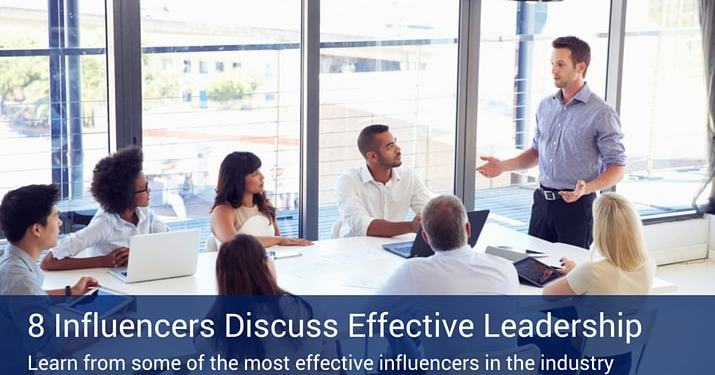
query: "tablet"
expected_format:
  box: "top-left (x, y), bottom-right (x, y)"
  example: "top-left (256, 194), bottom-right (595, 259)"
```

top-left (269, 249), bottom-right (302, 259)
top-left (66, 288), bottom-right (134, 317)
top-left (513, 257), bottom-right (561, 287)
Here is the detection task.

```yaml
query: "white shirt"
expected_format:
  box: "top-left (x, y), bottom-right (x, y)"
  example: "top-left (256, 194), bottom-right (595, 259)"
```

top-left (50, 206), bottom-right (169, 259)
top-left (377, 245), bottom-right (520, 295)
top-left (335, 164), bottom-right (432, 237)
top-left (210, 207), bottom-right (276, 250)
top-left (233, 205), bottom-right (275, 236)
top-left (566, 258), bottom-right (656, 295)
top-left (375, 245), bottom-right (520, 358)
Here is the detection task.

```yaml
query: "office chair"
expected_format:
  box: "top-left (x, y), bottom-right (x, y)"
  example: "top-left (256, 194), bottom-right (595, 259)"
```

top-left (204, 234), bottom-right (218, 252)
top-left (331, 220), bottom-right (342, 239)
top-left (577, 308), bottom-right (658, 375)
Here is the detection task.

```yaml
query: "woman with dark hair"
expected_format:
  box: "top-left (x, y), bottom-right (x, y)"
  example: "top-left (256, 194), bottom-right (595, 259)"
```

top-left (40, 146), bottom-right (168, 270)
top-left (215, 234), bottom-right (283, 295)
top-left (199, 234), bottom-right (337, 365)
top-left (210, 151), bottom-right (311, 248)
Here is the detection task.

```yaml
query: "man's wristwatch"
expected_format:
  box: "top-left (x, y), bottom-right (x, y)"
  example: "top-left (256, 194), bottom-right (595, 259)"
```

top-left (64, 285), bottom-right (72, 297)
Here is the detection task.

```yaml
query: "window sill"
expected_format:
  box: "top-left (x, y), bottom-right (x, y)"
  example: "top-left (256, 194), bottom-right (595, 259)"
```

top-left (641, 210), bottom-right (704, 225)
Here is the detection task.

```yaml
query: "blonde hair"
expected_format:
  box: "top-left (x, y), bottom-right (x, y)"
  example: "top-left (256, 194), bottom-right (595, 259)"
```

top-left (592, 192), bottom-right (648, 271)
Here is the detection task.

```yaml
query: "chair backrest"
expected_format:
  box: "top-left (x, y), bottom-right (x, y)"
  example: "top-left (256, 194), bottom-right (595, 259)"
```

top-left (448, 344), bottom-right (540, 375)
top-left (578, 308), bottom-right (658, 375)
top-left (331, 220), bottom-right (341, 239)
top-left (204, 234), bottom-right (219, 253)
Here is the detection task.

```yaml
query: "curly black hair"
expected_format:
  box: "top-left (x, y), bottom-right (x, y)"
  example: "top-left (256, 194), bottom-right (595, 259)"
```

top-left (90, 146), bottom-right (143, 214)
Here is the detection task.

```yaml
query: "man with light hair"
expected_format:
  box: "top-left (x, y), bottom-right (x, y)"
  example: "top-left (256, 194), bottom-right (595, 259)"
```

top-left (378, 194), bottom-right (519, 295)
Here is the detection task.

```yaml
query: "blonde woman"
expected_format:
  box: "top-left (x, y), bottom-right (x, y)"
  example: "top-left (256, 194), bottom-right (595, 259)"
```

top-left (543, 192), bottom-right (655, 295)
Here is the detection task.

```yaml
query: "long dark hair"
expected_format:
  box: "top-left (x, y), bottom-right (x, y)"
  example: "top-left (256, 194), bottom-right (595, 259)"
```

top-left (208, 234), bottom-right (310, 360)
top-left (212, 151), bottom-right (276, 221)
top-left (215, 234), bottom-right (284, 295)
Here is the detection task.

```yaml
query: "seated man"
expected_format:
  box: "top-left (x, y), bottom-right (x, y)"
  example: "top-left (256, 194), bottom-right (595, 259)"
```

top-left (335, 124), bottom-right (432, 238)
top-left (375, 195), bottom-right (520, 359)
top-left (377, 194), bottom-right (519, 295)
top-left (0, 184), bottom-right (98, 374)
top-left (0, 184), bottom-right (98, 296)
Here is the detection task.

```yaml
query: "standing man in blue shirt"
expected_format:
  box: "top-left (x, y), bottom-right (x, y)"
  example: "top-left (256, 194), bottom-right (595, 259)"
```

top-left (478, 36), bottom-right (626, 249)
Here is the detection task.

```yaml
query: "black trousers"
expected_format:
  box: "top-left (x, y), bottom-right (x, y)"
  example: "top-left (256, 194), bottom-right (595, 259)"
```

top-left (528, 189), bottom-right (596, 250)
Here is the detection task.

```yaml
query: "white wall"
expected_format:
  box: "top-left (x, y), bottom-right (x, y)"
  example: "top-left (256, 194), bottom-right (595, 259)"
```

top-left (644, 216), bottom-right (710, 265)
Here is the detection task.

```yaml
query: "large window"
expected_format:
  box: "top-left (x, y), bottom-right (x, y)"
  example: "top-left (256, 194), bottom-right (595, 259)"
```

top-left (474, 0), bottom-right (610, 232)
top-left (317, 0), bottom-right (460, 239)
top-left (618, 0), bottom-right (707, 216)
top-left (140, 0), bottom-right (301, 239)
top-left (0, 0), bottom-right (108, 235)
top-left (1, 0), bottom-right (710, 246)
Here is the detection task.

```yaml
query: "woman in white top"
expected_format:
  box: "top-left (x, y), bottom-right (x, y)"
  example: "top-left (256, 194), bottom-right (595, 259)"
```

top-left (544, 192), bottom-right (656, 295)
top-left (210, 152), bottom-right (311, 248)
top-left (40, 146), bottom-right (168, 271)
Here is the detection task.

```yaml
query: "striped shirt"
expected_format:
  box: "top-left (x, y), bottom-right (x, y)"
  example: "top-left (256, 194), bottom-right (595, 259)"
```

top-left (531, 83), bottom-right (626, 190)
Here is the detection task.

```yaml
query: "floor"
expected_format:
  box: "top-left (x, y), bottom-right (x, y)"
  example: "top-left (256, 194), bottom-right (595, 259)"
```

top-left (655, 252), bottom-right (715, 294)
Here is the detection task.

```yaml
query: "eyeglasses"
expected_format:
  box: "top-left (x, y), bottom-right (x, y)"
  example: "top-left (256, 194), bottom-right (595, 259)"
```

top-left (133, 182), bottom-right (149, 194)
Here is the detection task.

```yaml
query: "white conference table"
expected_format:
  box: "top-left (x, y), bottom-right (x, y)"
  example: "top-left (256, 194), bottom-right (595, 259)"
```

top-left (42, 223), bottom-right (677, 295)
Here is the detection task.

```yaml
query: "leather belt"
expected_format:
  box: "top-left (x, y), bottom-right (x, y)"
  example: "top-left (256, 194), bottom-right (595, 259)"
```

top-left (538, 185), bottom-right (566, 201)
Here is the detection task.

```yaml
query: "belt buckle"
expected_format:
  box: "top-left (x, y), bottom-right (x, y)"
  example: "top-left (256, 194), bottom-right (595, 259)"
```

top-left (543, 190), bottom-right (557, 201)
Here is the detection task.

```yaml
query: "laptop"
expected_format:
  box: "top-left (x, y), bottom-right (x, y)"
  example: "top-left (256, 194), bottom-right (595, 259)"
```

top-left (108, 230), bottom-right (201, 283)
top-left (484, 246), bottom-right (529, 262)
top-left (382, 210), bottom-right (490, 258)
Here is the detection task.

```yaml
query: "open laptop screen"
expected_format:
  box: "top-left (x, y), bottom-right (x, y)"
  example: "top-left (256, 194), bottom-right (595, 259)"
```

top-left (382, 210), bottom-right (490, 258)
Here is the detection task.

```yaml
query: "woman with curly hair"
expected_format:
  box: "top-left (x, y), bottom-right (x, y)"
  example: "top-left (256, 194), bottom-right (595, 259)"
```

top-left (40, 146), bottom-right (168, 270)
top-left (210, 151), bottom-right (311, 249)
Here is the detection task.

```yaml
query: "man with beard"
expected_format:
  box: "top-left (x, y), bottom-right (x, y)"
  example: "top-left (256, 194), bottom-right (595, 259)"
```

top-left (477, 36), bottom-right (626, 249)
top-left (334, 124), bottom-right (432, 238)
